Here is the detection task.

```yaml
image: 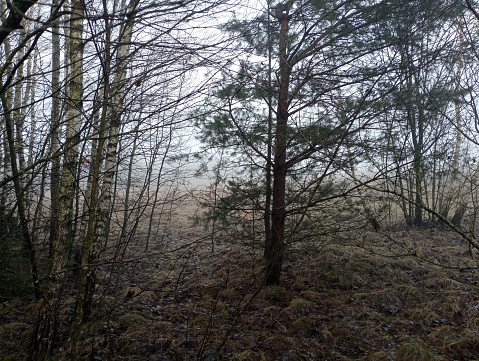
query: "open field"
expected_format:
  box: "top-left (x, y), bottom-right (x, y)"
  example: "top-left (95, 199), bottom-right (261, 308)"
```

top-left (1, 211), bottom-right (479, 360)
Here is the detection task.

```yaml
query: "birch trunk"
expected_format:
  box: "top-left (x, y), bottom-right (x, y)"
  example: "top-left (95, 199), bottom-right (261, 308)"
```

top-left (28, 0), bottom-right (84, 358)
top-left (95, 0), bottom-right (136, 250)
top-left (453, 24), bottom-right (463, 174)
top-left (13, 32), bottom-right (26, 173)
top-left (0, 4), bottom-right (40, 292)
top-left (73, 1), bottom-right (137, 344)
top-left (26, 37), bottom-right (37, 166)
top-left (1, 1), bottom-right (14, 211)
top-left (71, 10), bottom-right (111, 356)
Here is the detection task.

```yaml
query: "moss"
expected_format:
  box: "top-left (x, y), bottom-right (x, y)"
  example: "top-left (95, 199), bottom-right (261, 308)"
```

top-left (361, 351), bottom-right (389, 361)
top-left (285, 297), bottom-right (315, 316)
top-left (300, 290), bottom-right (321, 301)
top-left (257, 285), bottom-right (288, 302)
top-left (232, 350), bottom-right (255, 361)
top-left (404, 306), bottom-right (438, 323)
top-left (396, 339), bottom-right (436, 361)
top-left (118, 313), bottom-right (148, 329)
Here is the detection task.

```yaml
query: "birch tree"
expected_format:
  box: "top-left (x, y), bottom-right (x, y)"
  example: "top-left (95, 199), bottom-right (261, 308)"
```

top-left (72, 3), bottom-right (138, 349)
top-left (0, 0), bottom-right (14, 214)
top-left (0, 0), bottom-right (45, 300)
top-left (29, 0), bottom-right (84, 357)
top-left (0, 0), bottom-right (246, 357)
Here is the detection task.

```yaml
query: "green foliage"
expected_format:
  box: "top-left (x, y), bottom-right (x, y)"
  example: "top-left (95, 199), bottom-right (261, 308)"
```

top-left (222, 13), bottom-right (277, 57)
top-left (199, 113), bottom-right (237, 147)
top-left (197, 0), bottom-right (470, 249)
top-left (201, 178), bottom-right (266, 229)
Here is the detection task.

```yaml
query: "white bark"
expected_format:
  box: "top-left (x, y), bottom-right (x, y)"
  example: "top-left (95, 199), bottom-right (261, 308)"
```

top-left (72, 1), bottom-right (137, 352)
top-left (29, 0), bottom-right (84, 358)
top-left (453, 25), bottom-right (463, 173)
top-left (96, 0), bottom-right (137, 241)
top-left (13, 32), bottom-right (26, 172)
top-left (0, 0), bottom-right (13, 207)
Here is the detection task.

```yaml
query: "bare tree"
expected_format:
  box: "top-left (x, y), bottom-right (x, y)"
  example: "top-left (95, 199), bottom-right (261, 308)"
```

top-left (28, 0), bottom-right (84, 357)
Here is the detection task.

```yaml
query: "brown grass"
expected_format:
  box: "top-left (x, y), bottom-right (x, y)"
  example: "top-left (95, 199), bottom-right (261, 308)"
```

top-left (1, 220), bottom-right (479, 360)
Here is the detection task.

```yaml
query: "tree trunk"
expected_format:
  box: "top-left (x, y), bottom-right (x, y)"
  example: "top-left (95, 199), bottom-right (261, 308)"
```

top-left (13, 32), bottom-right (26, 173)
top-left (1, 2), bottom-right (14, 212)
top-left (0, 92), bottom-right (41, 299)
top-left (263, 0), bottom-right (273, 260)
top-left (73, 1), bottom-right (136, 339)
top-left (0, 1), bottom-right (41, 300)
top-left (146, 123), bottom-right (171, 250)
top-left (266, 2), bottom-right (292, 285)
top-left (406, 63), bottom-right (423, 226)
top-left (29, 0), bottom-right (84, 357)
top-left (49, 0), bottom-right (62, 257)
top-left (71, 9), bottom-right (111, 355)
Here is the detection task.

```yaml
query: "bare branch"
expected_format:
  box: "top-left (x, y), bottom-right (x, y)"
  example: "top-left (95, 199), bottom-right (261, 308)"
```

top-left (0, 0), bottom-right (38, 45)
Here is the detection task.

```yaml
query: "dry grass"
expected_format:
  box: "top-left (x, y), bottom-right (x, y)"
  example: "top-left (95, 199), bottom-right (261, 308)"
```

top-left (396, 339), bottom-right (440, 361)
top-left (1, 218), bottom-right (479, 360)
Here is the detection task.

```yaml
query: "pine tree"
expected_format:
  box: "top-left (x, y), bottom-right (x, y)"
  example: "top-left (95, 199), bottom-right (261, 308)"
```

top-left (198, 0), bottom-right (409, 283)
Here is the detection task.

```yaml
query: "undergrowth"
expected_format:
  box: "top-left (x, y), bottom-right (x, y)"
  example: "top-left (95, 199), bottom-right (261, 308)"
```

top-left (1, 228), bottom-right (479, 360)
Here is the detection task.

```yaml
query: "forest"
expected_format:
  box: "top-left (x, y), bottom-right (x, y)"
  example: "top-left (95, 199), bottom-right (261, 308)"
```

top-left (1, 0), bottom-right (479, 360)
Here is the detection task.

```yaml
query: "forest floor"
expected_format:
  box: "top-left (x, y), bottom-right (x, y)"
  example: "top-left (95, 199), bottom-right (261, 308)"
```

top-left (1, 220), bottom-right (479, 360)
